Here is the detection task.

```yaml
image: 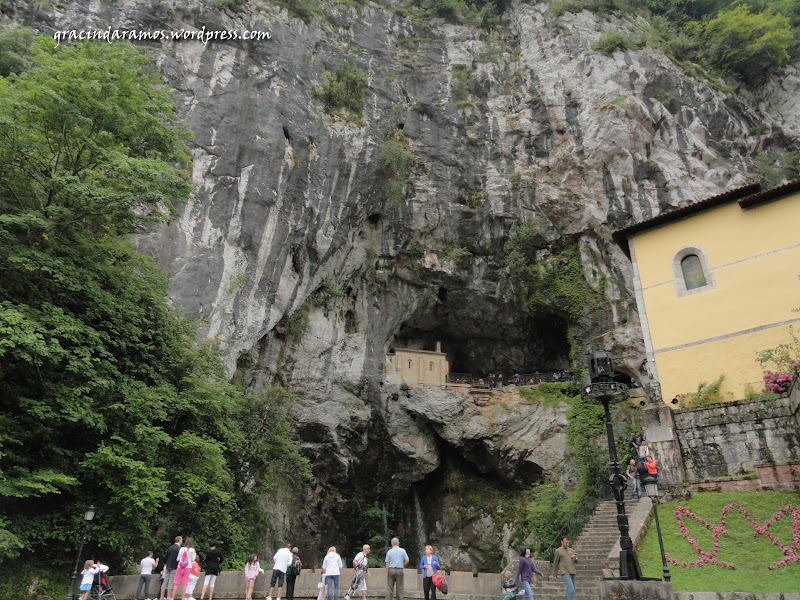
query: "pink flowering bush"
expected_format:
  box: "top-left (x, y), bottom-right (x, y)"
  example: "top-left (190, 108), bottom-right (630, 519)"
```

top-left (665, 502), bottom-right (800, 570)
top-left (762, 360), bottom-right (799, 394)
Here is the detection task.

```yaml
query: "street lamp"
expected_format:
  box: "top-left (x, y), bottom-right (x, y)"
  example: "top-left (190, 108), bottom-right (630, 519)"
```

top-left (641, 475), bottom-right (671, 582)
top-left (65, 505), bottom-right (96, 600)
top-left (582, 351), bottom-right (643, 580)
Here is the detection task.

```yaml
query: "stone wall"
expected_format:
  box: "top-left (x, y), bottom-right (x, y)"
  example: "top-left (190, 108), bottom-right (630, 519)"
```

top-left (644, 383), bottom-right (800, 491)
top-left (674, 392), bottom-right (800, 482)
top-left (108, 568), bottom-right (509, 600)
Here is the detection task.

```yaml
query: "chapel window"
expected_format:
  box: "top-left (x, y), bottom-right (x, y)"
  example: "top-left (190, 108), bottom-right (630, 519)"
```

top-left (681, 254), bottom-right (706, 290)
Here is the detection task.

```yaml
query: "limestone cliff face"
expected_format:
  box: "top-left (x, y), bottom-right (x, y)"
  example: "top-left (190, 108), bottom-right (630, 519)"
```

top-left (6, 0), bottom-right (799, 569)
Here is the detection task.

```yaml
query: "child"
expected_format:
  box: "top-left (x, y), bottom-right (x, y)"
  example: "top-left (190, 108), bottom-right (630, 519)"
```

top-left (79, 559), bottom-right (100, 600)
top-left (244, 554), bottom-right (264, 600)
top-left (500, 569), bottom-right (516, 600)
top-left (185, 553), bottom-right (202, 600)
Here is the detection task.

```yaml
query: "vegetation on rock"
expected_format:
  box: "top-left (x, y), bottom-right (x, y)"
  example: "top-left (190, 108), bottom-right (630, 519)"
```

top-left (0, 36), bottom-right (310, 592)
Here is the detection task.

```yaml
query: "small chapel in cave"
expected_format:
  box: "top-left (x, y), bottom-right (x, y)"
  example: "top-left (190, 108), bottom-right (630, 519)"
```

top-left (386, 341), bottom-right (450, 387)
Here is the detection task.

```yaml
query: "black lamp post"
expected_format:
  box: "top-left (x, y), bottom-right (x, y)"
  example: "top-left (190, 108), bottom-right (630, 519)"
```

top-left (582, 349), bottom-right (643, 580)
top-left (66, 505), bottom-right (96, 600)
top-left (641, 475), bottom-right (671, 582)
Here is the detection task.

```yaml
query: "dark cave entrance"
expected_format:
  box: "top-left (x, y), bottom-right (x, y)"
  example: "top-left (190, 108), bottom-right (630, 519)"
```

top-left (390, 286), bottom-right (571, 376)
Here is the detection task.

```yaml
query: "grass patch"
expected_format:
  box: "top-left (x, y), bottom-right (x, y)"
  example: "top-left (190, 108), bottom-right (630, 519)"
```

top-left (519, 382), bottom-right (579, 407)
top-left (638, 490), bottom-right (800, 592)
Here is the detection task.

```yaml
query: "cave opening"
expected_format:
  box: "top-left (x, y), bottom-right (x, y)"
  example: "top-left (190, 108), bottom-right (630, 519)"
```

top-left (390, 288), bottom-right (571, 376)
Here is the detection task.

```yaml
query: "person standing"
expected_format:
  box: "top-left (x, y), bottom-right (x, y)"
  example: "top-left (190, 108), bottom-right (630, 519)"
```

top-left (185, 553), bottom-right (201, 600)
top-left (323, 546), bottom-right (344, 600)
top-left (350, 544), bottom-right (370, 600)
top-left (627, 459), bottom-right (642, 499)
top-left (552, 537), bottom-right (577, 600)
top-left (136, 551), bottom-right (158, 600)
top-left (645, 456), bottom-right (658, 480)
top-left (268, 543), bottom-right (294, 600)
top-left (513, 546), bottom-right (542, 600)
top-left (199, 540), bottom-right (222, 600)
top-left (419, 545), bottom-right (440, 600)
top-left (244, 554), bottom-right (264, 600)
top-left (631, 431), bottom-right (644, 457)
top-left (160, 536), bottom-right (183, 600)
top-left (173, 537), bottom-right (196, 600)
top-left (384, 537), bottom-right (409, 600)
top-left (638, 440), bottom-right (651, 463)
top-left (286, 547), bottom-right (302, 600)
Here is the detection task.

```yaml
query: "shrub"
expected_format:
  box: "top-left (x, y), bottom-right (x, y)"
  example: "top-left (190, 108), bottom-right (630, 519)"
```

top-left (700, 5), bottom-right (792, 85)
top-left (675, 375), bottom-right (726, 407)
top-left (593, 30), bottom-right (641, 56)
top-left (452, 66), bottom-right (470, 101)
top-left (314, 61), bottom-right (367, 116)
top-left (274, 0), bottom-right (318, 22)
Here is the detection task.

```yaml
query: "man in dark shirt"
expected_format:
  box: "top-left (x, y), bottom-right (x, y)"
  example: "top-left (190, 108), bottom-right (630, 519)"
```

top-left (159, 535), bottom-right (182, 600)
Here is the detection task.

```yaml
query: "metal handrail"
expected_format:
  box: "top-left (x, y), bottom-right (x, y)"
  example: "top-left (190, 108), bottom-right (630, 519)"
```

top-left (539, 480), bottom-right (613, 561)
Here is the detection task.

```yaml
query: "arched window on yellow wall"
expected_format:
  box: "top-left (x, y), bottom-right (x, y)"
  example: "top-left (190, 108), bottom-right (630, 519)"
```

top-left (681, 255), bottom-right (706, 290)
top-left (408, 360), bottom-right (413, 369)
top-left (672, 246), bottom-right (715, 297)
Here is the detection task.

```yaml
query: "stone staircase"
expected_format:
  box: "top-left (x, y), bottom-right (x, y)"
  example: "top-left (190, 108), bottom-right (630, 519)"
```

top-left (530, 498), bottom-right (644, 600)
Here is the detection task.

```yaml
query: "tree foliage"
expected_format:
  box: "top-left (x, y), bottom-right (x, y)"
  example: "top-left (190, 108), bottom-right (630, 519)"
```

top-left (0, 36), bottom-right (310, 583)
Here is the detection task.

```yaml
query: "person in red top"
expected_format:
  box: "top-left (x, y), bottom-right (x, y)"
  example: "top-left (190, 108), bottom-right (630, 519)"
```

top-left (645, 456), bottom-right (658, 479)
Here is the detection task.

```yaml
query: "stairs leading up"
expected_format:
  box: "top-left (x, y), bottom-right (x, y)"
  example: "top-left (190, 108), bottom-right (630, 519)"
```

top-left (530, 498), bottom-right (646, 600)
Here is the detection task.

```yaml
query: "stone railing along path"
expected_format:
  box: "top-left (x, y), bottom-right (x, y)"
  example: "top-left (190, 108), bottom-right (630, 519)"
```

top-left (107, 499), bottom-right (645, 600)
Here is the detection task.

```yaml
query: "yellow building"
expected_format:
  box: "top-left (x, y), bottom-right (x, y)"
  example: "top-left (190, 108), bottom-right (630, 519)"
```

top-left (613, 180), bottom-right (800, 404)
top-left (387, 341), bottom-right (450, 387)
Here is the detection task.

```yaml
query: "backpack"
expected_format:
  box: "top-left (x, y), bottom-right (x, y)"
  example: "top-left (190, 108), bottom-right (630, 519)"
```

top-left (290, 556), bottom-right (302, 576)
top-left (178, 549), bottom-right (190, 569)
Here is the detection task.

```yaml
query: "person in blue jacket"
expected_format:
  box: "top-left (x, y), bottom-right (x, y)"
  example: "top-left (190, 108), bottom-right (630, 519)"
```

top-left (419, 545), bottom-right (440, 600)
top-left (513, 546), bottom-right (543, 600)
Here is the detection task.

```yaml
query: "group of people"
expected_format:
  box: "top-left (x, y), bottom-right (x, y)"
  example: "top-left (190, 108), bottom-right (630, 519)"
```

top-left (507, 538), bottom-right (578, 600)
top-left (131, 533), bottom-right (582, 600)
top-left (243, 544), bottom-right (302, 600)
top-left (626, 431), bottom-right (659, 499)
top-left (134, 536), bottom-right (222, 600)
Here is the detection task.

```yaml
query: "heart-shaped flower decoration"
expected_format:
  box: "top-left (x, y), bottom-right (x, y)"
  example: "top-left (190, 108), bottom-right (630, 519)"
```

top-left (664, 502), bottom-right (800, 570)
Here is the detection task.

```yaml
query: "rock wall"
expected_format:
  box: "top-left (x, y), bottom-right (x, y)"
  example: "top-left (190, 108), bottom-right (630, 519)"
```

top-left (5, 0), bottom-right (800, 568)
top-left (645, 384), bottom-right (800, 488)
top-left (674, 393), bottom-right (800, 482)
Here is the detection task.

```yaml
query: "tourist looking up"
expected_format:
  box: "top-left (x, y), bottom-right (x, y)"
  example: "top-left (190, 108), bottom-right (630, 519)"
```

top-left (199, 540), bottom-right (222, 600)
top-left (160, 536), bottom-right (183, 600)
top-left (385, 537), bottom-right (409, 600)
top-left (323, 546), bottom-right (344, 600)
top-left (268, 543), bottom-right (294, 600)
top-left (135, 551), bottom-right (158, 600)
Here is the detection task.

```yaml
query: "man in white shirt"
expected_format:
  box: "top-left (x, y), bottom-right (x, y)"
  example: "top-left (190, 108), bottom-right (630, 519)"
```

top-left (268, 543), bottom-right (294, 600)
top-left (349, 544), bottom-right (371, 600)
top-left (136, 551), bottom-right (158, 600)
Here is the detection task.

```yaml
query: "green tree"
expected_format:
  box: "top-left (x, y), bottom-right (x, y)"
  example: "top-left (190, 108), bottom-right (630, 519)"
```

top-left (698, 4), bottom-right (792, 83)
top-left (0, 37), bottom-right (310, 584)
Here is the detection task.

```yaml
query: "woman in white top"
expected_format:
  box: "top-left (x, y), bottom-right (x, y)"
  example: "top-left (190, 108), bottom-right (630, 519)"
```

top-left (638, 440), bottom-right (650, 461)
top-left (322, 546), bottom-right (343, 600)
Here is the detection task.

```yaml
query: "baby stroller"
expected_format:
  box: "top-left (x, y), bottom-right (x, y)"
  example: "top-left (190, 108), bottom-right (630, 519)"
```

top-left (501, 562), bottom-right (519, 597)
top-left (90, 565), bottom-right (116, 600)
top-left (344, 564), bottom-right (367, 600)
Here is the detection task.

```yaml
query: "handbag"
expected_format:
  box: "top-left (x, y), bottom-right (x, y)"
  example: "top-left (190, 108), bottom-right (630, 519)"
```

top-left (432, 571), bottom-right (443, 590)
